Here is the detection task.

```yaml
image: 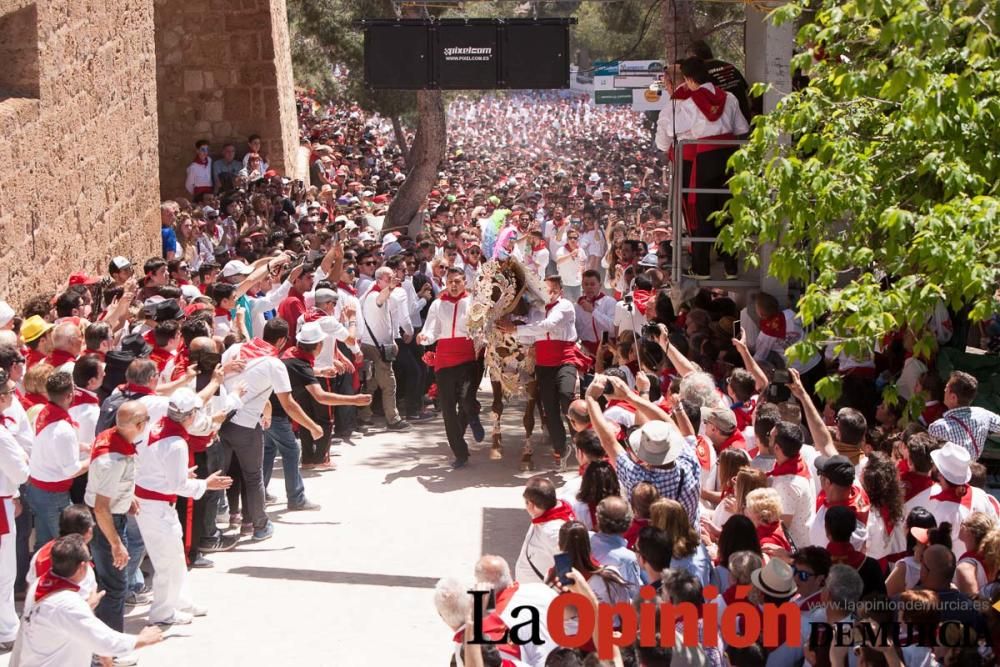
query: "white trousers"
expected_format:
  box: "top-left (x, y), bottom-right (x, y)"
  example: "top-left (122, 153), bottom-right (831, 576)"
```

top-left (134, 498), bottom-right (192, 623)
top-left (0, 499), bottom-right (17, 642)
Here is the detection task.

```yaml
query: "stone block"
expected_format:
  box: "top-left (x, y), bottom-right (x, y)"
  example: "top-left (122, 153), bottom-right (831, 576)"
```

top-left (203, 100), bottom-right (224, 122)
top-left (183, 69), bottom-right (203, 92)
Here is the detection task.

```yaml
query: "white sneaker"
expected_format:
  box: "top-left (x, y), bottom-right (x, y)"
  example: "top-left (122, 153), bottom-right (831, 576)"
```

top-left (113, 653), bottom-right (140, 666)
top-left (155, 610), bottom-right (193, 626)
top-left (181, 604), bottom-right (207, 617)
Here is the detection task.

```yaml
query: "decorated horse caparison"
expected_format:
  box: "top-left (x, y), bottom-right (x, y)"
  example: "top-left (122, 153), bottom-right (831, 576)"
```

top-left (466, 258), bottom-right (548, 472)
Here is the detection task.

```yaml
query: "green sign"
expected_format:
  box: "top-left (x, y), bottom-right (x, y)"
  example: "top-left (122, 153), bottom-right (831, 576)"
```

top-left (595, 89), bottom-right (632, 105)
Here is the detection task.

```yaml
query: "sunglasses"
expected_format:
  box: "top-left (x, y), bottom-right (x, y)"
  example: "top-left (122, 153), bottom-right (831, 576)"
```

top-left (360, 260), bottom-right (376, 266)
top-left (792, 568), bottom-right (815, 582)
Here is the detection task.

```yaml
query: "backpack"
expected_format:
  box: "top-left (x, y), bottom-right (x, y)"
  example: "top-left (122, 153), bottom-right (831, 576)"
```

top-left (95, 389), bottom-right (148, 434)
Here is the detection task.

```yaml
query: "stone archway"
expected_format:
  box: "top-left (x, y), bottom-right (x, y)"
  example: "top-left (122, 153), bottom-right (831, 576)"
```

top-left (152, 0), bottom-right (300, 198)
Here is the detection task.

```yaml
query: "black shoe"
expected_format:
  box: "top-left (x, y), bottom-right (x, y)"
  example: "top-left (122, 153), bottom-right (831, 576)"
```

top-left (358, 418), bottom-right (374, 427)
top-left (386, 420), bottom-right (412, 431)
top-left (451, 458), bottom-right (469, 470)
top-left (469, 415), bottom-right (485, 443)
top-left (190, 556), bottom-right (214, 569)
top-left (407, 411), bottom-right (435, 422)
top-left (200, 535), bottom-right (239, 553)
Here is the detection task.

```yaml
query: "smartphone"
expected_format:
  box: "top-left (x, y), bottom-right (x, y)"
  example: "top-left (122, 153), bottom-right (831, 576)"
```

top-left (553, 552), bottom-right (573, 586)
top-left (601, 331), bottom-right (609, 345)
top-left (732, 320), bottom-right (742, 340)
top-left (773, 369), bottom-right (791, 385)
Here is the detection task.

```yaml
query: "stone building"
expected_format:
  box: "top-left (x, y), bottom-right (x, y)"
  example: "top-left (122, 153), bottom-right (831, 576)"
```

top-left (0, 0), bottom-right (297, 303)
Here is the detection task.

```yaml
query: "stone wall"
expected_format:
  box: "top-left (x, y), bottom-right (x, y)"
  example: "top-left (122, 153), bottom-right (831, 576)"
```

top-left (0, 0), bottom-right (161, 306)
top-left (154, 0), bottom-right (300, 199)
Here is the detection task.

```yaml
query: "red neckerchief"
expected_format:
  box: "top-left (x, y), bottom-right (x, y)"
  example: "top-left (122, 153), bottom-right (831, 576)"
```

top-left (148, 416), bottom-right (190, 447)
top-left (930, 484), bottom-right (973, 507)
top-left (578, 293), bottom-right (605, 306)
top-left (33, 540), bottom-right (53, 578)
top-left (90, 427), bottom-right (137, 460)
top-left (439, 291), bottom-right (467, 304)
top-left (35, 403), bottom-right (78, 434)
top-left (24, 348), bottom-right (45, 369)
top-left (759, 313), bottom-right (786, 338)
top-left (149, 346), bottom-right (173, 373)
top-left (194, 154), bottom-right (208, 166)
top-left (605, 399), bottom-right (637, 414)
top-left (715, 428), bottom-right (747, 455)
top-left (631, 289), bottom-right (653, 316)
top-left (544, 299), bottom-right (559, 313)
top-left (303, 307), bottom-right (327, 323)
top-left (70, 388), bottom-right (99, 408)
top-left (85, 349), bottom-right (106, 362)
top-left (142, 330), bottom-right (155, 346)
top-left (769, 454), bottom-right (810, 480)
top-left (532, 241), bottom-right (547, 252)
top-left (817, 485), bottom-right (870, 523)
top-left (877, 505), bottom-right (895, 534)
top-left (214, 306), bottom-right (231, 321)
top-left (337, 281), bottom-right (357, 297)
top-left (21, 392), bottom-right (47, 410)
top-left (122, 383), bottom-right (154, 397)
top-left (33, 571), bottom-right (80, 603)
top-left (45, 349), bottom-right (77, 368)
top-left (281, 346), bottom-right (316, 367)
top-left (671, 84), bottom-right (728, 121)
top-left (170, 346), bottom-right (190, 381)
top-left (237, 338), bottom-right (280, 361)
top-left (827, 541), bottom-right (867, 569)
top-left (0, 415), bottom-right (13, 429)
top-left (531, 499), bottom-right (576, 524)
top-left (368, 284), bottom-right (383, 295)
top-left (756, 521), bottom-right (792, 552)
top-left (901, 471), bottom-right (935, 501)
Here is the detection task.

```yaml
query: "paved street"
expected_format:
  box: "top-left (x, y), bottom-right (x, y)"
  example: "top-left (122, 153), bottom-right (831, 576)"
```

top-left (2, 390), bottom-right (574, 666)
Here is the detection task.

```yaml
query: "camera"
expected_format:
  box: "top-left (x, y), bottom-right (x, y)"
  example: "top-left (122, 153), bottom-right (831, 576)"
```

top-left (642, 323), bottom-right (662, 340)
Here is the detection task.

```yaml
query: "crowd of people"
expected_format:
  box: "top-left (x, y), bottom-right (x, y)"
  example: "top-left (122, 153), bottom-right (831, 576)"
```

top-left (0, 43), bottom-right (997, 667)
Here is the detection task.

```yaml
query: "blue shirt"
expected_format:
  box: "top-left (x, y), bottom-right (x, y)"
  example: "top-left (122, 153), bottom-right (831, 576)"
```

top-left (615, 443), bottom-right (701, 524)
top-left (669, 544), bottom-right (718, 590)
top-left (161, 226), bottom-right (177, 258)
top-left (590, 533), bottom-right (643, 595)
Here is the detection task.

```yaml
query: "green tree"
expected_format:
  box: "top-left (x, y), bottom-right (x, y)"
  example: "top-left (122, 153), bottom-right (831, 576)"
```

top-left (721, 0), bottom-right (1000, 397)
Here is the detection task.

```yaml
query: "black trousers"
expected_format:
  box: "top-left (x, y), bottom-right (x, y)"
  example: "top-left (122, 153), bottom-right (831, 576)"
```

top-left (333, 341), bottom-right (358, 437)
top-left (682, 149), bottom-right (738, 276)
top-left (535, 364), bottom-right (577, 456)
top-left (392, 338), bottom-right (426, 418)
top-left (301, 404), bottom-right (333, 465)
top-left (196, 443), bottom-right (224, 544)
top-left (436, 362), bottom-right (480, 462)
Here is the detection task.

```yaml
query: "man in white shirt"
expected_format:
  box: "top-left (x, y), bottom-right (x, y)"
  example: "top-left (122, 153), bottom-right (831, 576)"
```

top-left (574, 270), bottom-right (616, 355)
top-left (655, 57), bottom-right (749, 280)
top-left (554, 230), bottom-right (586, 301)
top-left (18, 534), bottom-right (162, 666)
top-left (219, 319), bottom-right (324, 542)
top-left (0, 369), bottom-right (29, 651)
top-left (357, 267), bottom-right (411, 431)
top-left (133, 389), bottom-right (231, 626)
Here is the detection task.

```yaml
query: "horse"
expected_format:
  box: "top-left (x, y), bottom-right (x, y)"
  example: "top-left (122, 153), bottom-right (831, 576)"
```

top-left (466, 258), bottom-right (548, 471)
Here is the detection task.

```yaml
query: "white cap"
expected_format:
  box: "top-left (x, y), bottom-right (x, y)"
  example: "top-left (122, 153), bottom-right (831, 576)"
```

top-left (589, 172), bottom-right (600, 182)
top-left (344, 220), bottom-right (358, 231)
top-left (313, 288), bottom-right (338, 305)
top-left (931, 441), bottom-right (973, 486)
top-left (297, 321), bottom-right (326, 345)
top-left (180, 284), bottom-right (202, 301)
top-left (0, 301), bottom-right (14, 328)
top-left (221, 260), bottom-right (253, 278)
top-left (382, 233), bottom-right (398, 246)
top-left (110, 256), bottom-right (131, 271)
top-left (168, 387), bottom-right (200, 414)
top-left (358, 232), bottom-right (374, 242)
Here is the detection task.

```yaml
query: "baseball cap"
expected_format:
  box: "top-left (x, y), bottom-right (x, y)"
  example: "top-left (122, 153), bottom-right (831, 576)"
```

top-left (297, 322), bottom-right (326, 345)
top-left (203, 206), bottom-right (219, 219)
top-left (221, 260), bottom-right (253, 278)
top-left (313, 288), bottom-right (338, 305)
top-left (814, 455), bottom-right (855, 487)
top-left (68, 272), bottom-right (99, 286)
top-left (702, 407), bottom-right (737, 434)
top-left (20, 316), bottom-right (54, 343)
top-left (109, 256), bottom-right (132, 273)
top-left (168, 387), bottom-right (200, 414)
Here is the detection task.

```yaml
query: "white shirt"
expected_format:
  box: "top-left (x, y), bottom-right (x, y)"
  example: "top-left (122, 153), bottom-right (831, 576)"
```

top-left (654, 82), bottom-right (749, 151)
top-left (388, 287), bottom-right (415, 338)
top-left (68, 389), bottom-right (100, 447)
top-left (613, 298), bottom-right (649, 336)
top-left (579, 229), bottom-right (605, 269)
top-left (85, 450), bottom-right (135, 515)
top-left (769, 471), bottom-right (816, 549)
top-left (515, 517), bottom-right (565, 583)
top-left (543, 219), bottom-right (568, 259)
top-left (929, 486), bottom-right (1000, 559)
top-left (865, 509), bottom-right (905, 561)
top-left (29, 415), bottom-right (85, 485)
top-left (19, 587), bottom-right (136, 667)
top-left (555, 245), bottom-right (586, 287)
top-left (574, 294), bottom-right (616, 346)
top-left (134, 430), bottom-right (207, 500)
top-left (0, 426), bottom-right (29, 497)
top-left (220, 349), bottom-right (292, 429)
top-left (2, 397), bottom-right (34, 455)
top-left (807, 498), bottom-right (868, 551)
top-left (754, 309), bottom-right (821, 374)
top-left (419, 295), bottom-right (472, 345)
top-left (514, 299), bottom-right (578, 345)
top-left (297, 313), bottom-right (350, 370)
top-left (247, 280), bottom-right (292, 339)
top-left (358, 286), bottom-right (395, 346)
top-left (185, 159), bottom-right (213, 195)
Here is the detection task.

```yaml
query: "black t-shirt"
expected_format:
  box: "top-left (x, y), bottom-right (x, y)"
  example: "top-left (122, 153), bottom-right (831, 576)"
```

top-left (704, 58), bottom-right (751, 122)
top-left (269, 357), bottom-right (319, 419)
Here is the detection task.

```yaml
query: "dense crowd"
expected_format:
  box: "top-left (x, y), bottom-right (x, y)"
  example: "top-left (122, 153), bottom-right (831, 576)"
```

top-left (0, 44), bottom-right (998, 667)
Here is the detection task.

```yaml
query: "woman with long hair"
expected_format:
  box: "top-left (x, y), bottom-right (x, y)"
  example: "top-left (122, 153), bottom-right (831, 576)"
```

top-left (862, 452), bottom-right (906, 565)
top-left (732, 467), bottom-right (768, 517)
top-left (650, 498), bottom-right (717, 589)
top-left (885, 508), bottom-right (944, 596)
top-left (956, 512), bottom-right (997, 596)
top-left (712, 515), bottom-right (762, 591)
top-left (568, 460), bottom-right (620, 531)
top-left (708, 448), bottom-right (752, 531)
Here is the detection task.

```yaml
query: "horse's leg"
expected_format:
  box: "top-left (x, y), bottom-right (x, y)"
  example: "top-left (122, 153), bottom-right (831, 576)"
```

top-left (490, 380), bottom-right (503, 460)
top-left (520, 380), bottom-right (538, 472)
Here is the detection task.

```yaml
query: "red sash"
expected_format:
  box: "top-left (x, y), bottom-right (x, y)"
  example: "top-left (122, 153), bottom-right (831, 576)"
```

top-left (0, 495), bottom-right (11, 539)
top-left (135, 486), bottom-right (177, 503)
top-left (435, 294), bottom-right (476, 370)
top-left (535, 340), bottom-right (578, 368)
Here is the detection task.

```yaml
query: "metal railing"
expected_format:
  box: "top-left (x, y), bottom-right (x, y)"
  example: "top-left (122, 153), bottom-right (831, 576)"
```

top-left (668, 137), bottom-right (754, 288)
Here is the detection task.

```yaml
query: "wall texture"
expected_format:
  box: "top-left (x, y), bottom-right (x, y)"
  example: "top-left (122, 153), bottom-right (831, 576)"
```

top-left (154, 0), bottom-right (299, 199)
top-left (0, 0), bottom-right (161, 305)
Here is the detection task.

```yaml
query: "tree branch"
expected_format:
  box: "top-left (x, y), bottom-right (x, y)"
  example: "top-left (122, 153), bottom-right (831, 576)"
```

top-left (695, 18), bottom-right (746, 40)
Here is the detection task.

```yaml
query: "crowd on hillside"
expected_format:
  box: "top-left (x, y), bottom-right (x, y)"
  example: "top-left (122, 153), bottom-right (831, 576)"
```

top-left (0, 43), bottom-right (999, 667)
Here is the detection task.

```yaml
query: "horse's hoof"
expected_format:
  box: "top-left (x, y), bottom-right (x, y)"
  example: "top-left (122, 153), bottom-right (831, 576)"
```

top-left (489, 446), bottom-right (503, 460)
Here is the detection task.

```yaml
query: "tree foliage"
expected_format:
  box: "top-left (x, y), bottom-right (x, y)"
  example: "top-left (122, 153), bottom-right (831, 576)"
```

top-left (722, 0), bottom-right (1000, 371)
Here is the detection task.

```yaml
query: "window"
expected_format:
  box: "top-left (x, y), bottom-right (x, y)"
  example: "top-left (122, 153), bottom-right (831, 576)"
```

top-left (0, 3), bottom-right (40, 101)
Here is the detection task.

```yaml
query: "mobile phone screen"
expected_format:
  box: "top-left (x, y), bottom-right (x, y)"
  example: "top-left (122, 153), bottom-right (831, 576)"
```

top-left (732, 320), bottom-right (742, 340)
top-left (553, 552), bottom-right (573, 586)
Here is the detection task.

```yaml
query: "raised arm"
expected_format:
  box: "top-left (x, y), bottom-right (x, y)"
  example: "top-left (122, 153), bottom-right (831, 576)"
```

top-left (586, 375), bottom-right (625, 458)
top-left (733, 331), bottom-right (769, 392)
top-left (655, 324), bottom-right (697, 378)
top-left (789, 368), bottom-right (837, 457)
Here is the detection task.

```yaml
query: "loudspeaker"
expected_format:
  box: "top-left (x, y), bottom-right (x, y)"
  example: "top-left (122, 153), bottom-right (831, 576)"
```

top-left (362, 18), bottom-right (575, 90)
top-left (363, 22), bottom-right (431, 90)
top-left (502, 21), bottom-right (570, 89)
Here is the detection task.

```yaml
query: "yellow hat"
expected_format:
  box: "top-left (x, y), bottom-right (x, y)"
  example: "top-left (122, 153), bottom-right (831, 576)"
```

top-left (20, 315), bottom-right (54, 343)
